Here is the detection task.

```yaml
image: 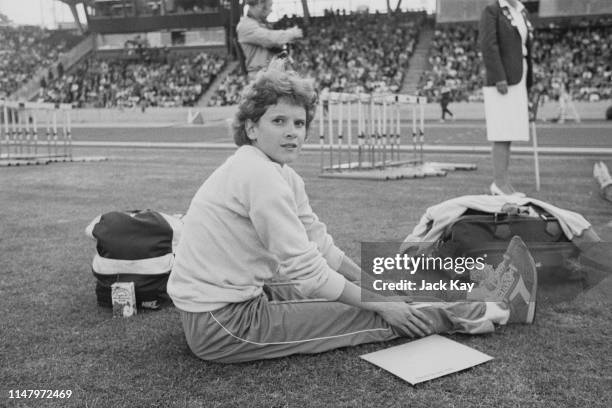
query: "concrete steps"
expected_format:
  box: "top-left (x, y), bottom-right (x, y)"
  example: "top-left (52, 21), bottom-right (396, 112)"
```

top-left (400, 26), bottom-right (434, 95)
top-left (197, 60), bottom-right (239, 107)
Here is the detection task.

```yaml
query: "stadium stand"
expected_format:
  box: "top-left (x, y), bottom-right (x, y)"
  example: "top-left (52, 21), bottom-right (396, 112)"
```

top-left (532, 18), bottom-right (611, 102)
top-left (290, 11), bottom-right (423, 94)
top-left (418, 17), bottom-right (611, 103)
top-left (207, 65), bottom-right (248, 107)
top-left (0, 26), bottom-right (83, 98)
top-left (2, 8), bottom-right (609, 108)
top-left (208, 10), bottom-right (425, 106)
top-left (41, 51), bottom-right (226, 108)
top-left (417, 24), bottom-right (483, 103)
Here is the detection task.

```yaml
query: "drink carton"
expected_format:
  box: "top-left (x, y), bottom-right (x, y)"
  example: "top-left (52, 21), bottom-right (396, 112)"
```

top-left (111, 282), bottom-right (137, 317)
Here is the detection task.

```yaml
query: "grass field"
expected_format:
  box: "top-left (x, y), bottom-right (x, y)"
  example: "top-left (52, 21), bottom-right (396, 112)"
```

top-left (2, 139), bottom-right (612, 407)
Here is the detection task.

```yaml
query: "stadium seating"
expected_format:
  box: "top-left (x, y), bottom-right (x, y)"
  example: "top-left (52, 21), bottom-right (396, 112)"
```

top-left (3, 13), bottom-right (609, 108)
top-left (208, 10), bottom-right (424, 106)
top-left (417, 24), bottom-right (483, 103)
top-left (0, 26), bottom-right (83, 98)
top-left (532, 19), bottom-right (611, 102)
top-left (41, 51), bottom-right (226, 108)
top-left (419, 18), bottom-right (611, 103)
top-left (207, 66), bottom-right (248, 107)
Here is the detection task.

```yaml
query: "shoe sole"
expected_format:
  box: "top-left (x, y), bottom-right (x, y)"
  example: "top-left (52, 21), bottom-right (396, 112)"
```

top-left (517, 237), bottom-right (537, 324)
top-left (526, 254), bottom-right (537, 324)
top-left (507, 236), bottom-right (538, 324)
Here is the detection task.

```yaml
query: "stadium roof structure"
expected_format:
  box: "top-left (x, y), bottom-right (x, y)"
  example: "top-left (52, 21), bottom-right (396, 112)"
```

top-left (55, 0), bottom-right (87, 32)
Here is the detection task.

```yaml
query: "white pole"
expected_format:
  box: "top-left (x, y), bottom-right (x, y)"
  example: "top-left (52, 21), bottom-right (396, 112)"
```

top-left (337, 94), bottom-right (343, 169)
top-left (318, 99), bottom-right (324, 172)
top-left (412, 104), bottom-right (417, 162)
top-left (66, 109), bottom-right (72, 159)
top-left (33, 111), bottom-right (38, 156)
top-left (420, 99), bottom-right (425, 163)
top-left (46, 109), bottom-right (52, 157)
top-left (357, 94), bottom-right (365, 170)
top-left (3, 104), bottom-right (9, 159)
top-left (395, 96), bottom-right (401, 162)
top-left (370, 97), bottom-right (375, 167)
top-left (62, 109), bottom-right (68, 158)
top-left (532, 121), bottom-right (541, 191)
top-left (382, 97), bottom-right (387, 169)
top-left (52, 110), bottom-right (58, 157)
top-left (327, 97), bottom-right (334, 169)
top-left (347, 95), bottom-right (352, 169)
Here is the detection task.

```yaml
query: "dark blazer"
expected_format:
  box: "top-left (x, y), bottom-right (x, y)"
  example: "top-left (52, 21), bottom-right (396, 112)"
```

top-left (479, 1), bottom-right (533, 90)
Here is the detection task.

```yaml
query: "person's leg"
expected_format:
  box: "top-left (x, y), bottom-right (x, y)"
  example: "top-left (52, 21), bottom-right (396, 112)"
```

top-left (492, 141), bottom-right (516, 193)
top-left (569, 100), bottom-right (581, 123)
top-left (179, 237), bottom-right (542, 363)
top-left (558, 97), bottom-right (566, 124)
top-left (180, 296), bottom-right (397, 363)
top-left (594, 161), bottom-right (612, 202)
top-left (179, 293), bottom-right (504, 363)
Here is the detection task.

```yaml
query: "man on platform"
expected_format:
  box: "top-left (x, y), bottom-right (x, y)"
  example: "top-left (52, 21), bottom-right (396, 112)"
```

top-left (236, 0), bottom-right (303, 80)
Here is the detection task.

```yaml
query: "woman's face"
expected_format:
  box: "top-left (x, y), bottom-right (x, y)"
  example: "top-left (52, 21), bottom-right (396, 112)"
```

top-left (247, 98), bottom-right (307, 165)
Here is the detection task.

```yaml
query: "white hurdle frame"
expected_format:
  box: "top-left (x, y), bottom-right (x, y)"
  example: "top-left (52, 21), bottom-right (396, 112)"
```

top-left (318, 92), bottom-right (425, 172)
top-left (1, 100), bottom-right (73, 163)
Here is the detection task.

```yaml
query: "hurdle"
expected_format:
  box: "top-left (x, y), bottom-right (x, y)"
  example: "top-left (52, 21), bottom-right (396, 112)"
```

top-left (0, 100), bottom-right (106, 166)
top-left (317, 91), bottom-right (476, 180)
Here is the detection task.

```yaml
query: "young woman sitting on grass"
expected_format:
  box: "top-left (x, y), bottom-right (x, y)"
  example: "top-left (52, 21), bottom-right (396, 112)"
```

top-left (167, 60), bottom-right (538, 363)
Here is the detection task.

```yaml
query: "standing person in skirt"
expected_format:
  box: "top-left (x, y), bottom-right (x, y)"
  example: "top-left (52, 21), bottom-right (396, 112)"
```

top-left (167, 60), bottom-right (538, 364)
top-left (480, 0), bottom-right (534, 197)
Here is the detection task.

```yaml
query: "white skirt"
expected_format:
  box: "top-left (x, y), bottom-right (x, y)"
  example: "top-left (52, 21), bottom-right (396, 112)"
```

top-left (483, 60), bottom-right (529, 142)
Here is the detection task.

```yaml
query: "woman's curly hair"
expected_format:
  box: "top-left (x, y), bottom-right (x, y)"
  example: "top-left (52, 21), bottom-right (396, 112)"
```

top-left (232, 58), bottom-right (318, 146)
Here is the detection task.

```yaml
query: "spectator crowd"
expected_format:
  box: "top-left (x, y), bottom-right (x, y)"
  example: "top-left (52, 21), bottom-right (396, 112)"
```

top-left (291, 11), bottom-right (422, 94)
top-left (417, 24), bottom-right (483, 103)
top-left (209, 10), bottom-right (424, 106)
top-left (0, 26), bottom-right (82, 98)
top-left (532, 20), bottom-right (611, 102)
top-left (2, 14), bottom-right (610, 108)
top-left (41, 52), bottom-right (226, 108)
top-left (419, 18), bottom-right (611, 103)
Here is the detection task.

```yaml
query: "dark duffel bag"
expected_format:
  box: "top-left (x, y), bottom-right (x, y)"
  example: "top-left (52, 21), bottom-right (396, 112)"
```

top-left (85, 210), bottom-right (183, 309)
top-left (432, 206), bottom-right (580, 279)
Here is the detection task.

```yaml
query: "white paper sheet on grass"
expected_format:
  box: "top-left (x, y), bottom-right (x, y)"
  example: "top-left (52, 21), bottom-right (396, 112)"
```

top-left (360, 335), bottom-right (493, 385)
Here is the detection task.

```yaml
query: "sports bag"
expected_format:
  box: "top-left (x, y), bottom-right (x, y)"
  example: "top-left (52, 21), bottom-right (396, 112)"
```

top-left (85, 210), bottom-right (183, 309)
top-left (431, 205), bottom-right (580, 279)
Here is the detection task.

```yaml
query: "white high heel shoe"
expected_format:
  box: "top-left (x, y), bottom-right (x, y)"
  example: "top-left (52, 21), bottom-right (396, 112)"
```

top-left (594, 161), bottom-right (612, 189)
top-left (490, 182), bottom-right (526, 198)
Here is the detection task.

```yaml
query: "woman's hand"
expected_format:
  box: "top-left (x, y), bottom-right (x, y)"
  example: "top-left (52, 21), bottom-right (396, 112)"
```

top-left (496, 80), bottom-right (509, 95)
top-left (337, 281), bottom-right (433, 338)
top-left (374, 302), bottom-right (434, 338)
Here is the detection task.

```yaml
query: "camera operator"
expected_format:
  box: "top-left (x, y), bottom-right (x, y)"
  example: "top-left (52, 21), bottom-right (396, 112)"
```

top-left (236, 0), bottom-right (303, 80)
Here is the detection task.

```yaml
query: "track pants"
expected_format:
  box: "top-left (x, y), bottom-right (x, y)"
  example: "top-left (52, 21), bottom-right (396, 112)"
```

top-left (179, 282), bottom-right (509, 363)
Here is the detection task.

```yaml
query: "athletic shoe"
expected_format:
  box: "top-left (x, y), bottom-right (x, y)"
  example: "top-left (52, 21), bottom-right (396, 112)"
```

top-left (594, 161), bottom-right (612, 189)
top-left (468, 236), bottom-right (537, 324)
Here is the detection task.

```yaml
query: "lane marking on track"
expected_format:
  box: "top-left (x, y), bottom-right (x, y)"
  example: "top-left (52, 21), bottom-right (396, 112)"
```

top-left (69, 141), bottom-right (612, 156)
